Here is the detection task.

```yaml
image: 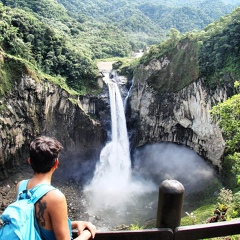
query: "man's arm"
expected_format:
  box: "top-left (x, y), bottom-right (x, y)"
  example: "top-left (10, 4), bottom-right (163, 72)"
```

top-left (47, 189), bottom-right (72, 240)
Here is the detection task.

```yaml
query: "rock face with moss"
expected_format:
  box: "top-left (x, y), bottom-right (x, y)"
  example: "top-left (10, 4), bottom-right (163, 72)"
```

top-left (0, 74), bottom-right (106, 181)
top-left (129, 55), bottom-right (233, 169)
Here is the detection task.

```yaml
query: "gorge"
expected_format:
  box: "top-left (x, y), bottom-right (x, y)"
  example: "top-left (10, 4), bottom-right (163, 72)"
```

top-left (0, 46), bottom-right (235, 182)
top-left (0, 46), bottom-right (237, 229)
top-left (0, 0), bottom-right (240, 233)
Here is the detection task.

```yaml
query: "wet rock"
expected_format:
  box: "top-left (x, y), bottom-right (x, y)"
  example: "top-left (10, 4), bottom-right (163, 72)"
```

top-left (0, 74), bottom-right (106, 181)
top-left (114, 224), bottom-right (130, 230)
top-left (130, 57), bottom-right (237, 169)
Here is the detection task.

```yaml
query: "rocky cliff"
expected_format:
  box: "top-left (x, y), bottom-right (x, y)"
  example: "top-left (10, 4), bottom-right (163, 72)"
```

top-left (129, 57), bottom-right (235, 169)
top-left (0, 50), bottom-right (236, 181)
top-left (0, 74), bottom-right (106, 181)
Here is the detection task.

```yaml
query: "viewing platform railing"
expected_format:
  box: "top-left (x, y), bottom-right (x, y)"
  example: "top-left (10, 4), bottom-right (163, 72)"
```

top-left (73, 179), bottom-right (240, 240)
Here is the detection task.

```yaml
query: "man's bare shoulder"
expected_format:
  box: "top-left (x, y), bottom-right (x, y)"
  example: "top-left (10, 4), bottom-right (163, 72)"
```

top-left (44, 188), bottom-right (66, 203)
top-left (41, 188), bottom-right (68, 215)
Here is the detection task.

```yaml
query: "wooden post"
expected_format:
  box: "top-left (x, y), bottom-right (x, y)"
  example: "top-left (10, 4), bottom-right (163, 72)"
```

top-left (156, 179), bottom-right (185, 230)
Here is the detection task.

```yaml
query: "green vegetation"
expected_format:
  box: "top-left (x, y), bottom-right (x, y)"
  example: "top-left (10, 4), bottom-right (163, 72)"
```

top-left (138, 29), bottom-right (200, 92)
top-left (0, 1), bottom-right (240, 239)
top-left (182, 204), bottom-right (215, 226)
top-left (0, 0), bottom-right (239, 94)
top-left (0, 50), bottom-right (83, 97)
top-left (58, 0), bottom-right (239, 48)
top-left (0, 52), bottom-right (32, 97)
top-left (0, 0), bottom-right (239, 187)
top-left (176, 11), bottom-right (240, 232)
top-left (128, 221), bottom-right (145, 230)
top-left (198, 7), bottom-right (240, 87)
top-left (181, 188), bottom-right (240, 240)
top-left (138, 7), bottom-right (240, 92)
top-left (211, 83), bottom-right (240, 188)
top-left (112, 58), bottom-right (140, 79)
top-left (68, 98), bottom-right (79, 106)
top-left (0, 0), bottom-right (132, 59)
top-left (0, 3), bottom-right (100, 93)
top-left (180, 188), bottom-right (240, 239)
top-left (0, 53), bottom-right (13, 97)
top-left (0, 1), bottom-right (133, 94)
top-left (2, 0), bottom-right (234, 53)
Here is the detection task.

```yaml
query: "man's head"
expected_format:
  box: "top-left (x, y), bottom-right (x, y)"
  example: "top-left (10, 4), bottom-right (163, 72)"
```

top-left (29, 136), bottom-right (63, 173)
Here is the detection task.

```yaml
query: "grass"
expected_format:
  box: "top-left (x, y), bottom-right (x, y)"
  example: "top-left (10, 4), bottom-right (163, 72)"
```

top-left (181, 204), bottom-right (216, 226)
top-left (0, 50), bottom-right (101, 99)
top-left (128, 221), bottom-right (145, 230)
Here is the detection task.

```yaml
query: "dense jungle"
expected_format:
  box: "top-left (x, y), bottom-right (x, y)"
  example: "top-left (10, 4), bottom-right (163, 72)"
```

top-left (1, 0), bottom-right (240, 237)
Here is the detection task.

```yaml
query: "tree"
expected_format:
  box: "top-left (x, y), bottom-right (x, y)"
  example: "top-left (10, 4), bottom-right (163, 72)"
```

top-left (211, 83), bottom-right (240, 185)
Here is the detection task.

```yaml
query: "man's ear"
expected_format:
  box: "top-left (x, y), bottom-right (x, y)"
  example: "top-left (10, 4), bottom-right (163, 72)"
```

top-left (54, 158), bottom-right (59, 169)
top-left (27, 158), bottom-right (31, 165)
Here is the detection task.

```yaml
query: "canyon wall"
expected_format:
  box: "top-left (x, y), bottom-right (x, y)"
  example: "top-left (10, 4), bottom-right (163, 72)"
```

top-left (129, 57), bottom-right (234, 168)
top-left (0, 54), bottom-right (236, 181)
top-left (0, 75), bottom-right (106, 181)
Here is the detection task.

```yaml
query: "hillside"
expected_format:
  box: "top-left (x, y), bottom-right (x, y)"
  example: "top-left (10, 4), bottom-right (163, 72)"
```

top-left (139, 6), bottom-right (240, 90)
top-left (58, 0), bottom-right (240, 46)
top-left (0, 0), bottom-right (239, 94)
top-left (1, 0), bottom-right (239, 53)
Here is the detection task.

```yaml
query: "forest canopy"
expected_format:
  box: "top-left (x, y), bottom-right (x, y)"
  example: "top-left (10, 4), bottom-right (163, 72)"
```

top-left (0, 0), bottom-right (239, 94)
top-left (140, 6), bottom-right (240, 87)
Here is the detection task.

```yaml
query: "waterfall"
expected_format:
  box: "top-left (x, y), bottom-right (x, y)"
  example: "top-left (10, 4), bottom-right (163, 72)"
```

top-left (84, 71), bottom-right (157, 229)
top-left (124, 79), bottom-right (134, 111)
top-left (88, 79), bottom-right (131, 193)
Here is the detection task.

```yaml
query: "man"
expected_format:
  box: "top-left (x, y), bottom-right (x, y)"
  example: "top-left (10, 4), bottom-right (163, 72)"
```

top-left (17, 136), bottom-right (96, 240)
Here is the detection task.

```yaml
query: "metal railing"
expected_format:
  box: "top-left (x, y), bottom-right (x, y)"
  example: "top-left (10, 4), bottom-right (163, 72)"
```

top-left (73, 180), bottom-right (240, 240)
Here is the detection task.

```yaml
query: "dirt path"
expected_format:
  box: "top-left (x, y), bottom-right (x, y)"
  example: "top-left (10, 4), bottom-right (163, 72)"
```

top-left (97, 61), bottom-right (116, 72)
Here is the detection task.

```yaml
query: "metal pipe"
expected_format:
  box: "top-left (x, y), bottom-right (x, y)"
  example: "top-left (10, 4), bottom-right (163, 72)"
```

top-left (156, 179), bottom-right (185, 230)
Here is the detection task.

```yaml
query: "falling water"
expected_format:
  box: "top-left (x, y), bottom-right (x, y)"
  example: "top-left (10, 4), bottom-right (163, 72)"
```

top-left (83, 73), bottom-right (141, 220)
top-left (89, 80), bottom-right (131, 191)
top-left (83, 72), bottom-right (158, 231)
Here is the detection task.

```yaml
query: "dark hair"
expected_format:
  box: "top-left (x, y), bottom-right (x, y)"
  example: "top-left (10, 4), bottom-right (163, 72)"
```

top-left (29, 136), bottom-right (63, 173)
